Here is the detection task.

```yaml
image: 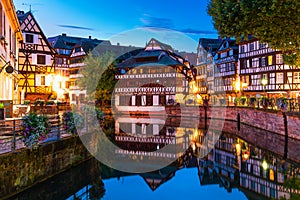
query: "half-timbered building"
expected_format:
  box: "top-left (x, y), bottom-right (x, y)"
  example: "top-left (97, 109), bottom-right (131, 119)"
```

top-left (239, 37), bottom-right (300, 99)
top-left (114, 38), bottom-right (194, 113)
top-left (48, 33), bottom-right (141, 104)
top-left (195, 38), bottom-right (221, 103)
top-left (0, 0), bottom-right (23, 118)
top-left (17, 11), bottom-right (56, 102)
top-left (214, 39), bottom-right (239, 104)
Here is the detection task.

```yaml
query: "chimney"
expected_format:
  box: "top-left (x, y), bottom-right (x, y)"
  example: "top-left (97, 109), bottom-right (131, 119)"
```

top-left (89, 36), bottom-right (92, 39)
top-left (62, 33), bottom-right (67, 37)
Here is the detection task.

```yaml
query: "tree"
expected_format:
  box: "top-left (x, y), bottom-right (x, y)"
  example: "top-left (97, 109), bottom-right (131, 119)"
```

top-left (77, 51), bottom-right (116, 103)
top-left (207, 0), bottom-right (300, 65)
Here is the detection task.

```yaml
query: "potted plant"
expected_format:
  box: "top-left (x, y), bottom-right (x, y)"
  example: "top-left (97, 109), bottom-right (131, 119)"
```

top-left (249, 96), bottom-right (256, 107)
top-left (240, 96), bottom-right (247, 106)
top-left (261, 96), bottom-right (269, 109)
top-left (234, 97), bottom-right (240, 106)
top-left (21, 113), bottom-right (50, 148)
top-left (23, 100), bottom-right (30, 105)
top-left (0, 103), bottom-right (4, 120)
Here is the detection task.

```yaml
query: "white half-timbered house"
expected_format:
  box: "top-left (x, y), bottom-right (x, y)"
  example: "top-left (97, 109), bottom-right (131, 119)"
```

top-left (239, 37), bottom-right (300, 99)
top-left (214, 39), bottom-right (239, 104)
top-left (113, 38), bottom-right (194, 114)
top-left (195, 38), bottom-right (222, 104)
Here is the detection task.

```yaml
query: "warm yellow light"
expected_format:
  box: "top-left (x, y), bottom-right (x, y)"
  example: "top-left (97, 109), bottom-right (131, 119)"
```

top-left (197, 94), bottom-right (201, 99)
top-left (261, 78), bottom-right (268, 86)
top-left (193, 86), bottom-right (198, 93)
top-left (242, 82), bottom-right (248, 88)
top-left (269, 169), bottom-right (275, 181)
top-left (243, 153), bottom-right (249, 160)
top-left (235, 143), bottom-right (241, 156)
top-left (234, 80), bottom-right (241, 91)
top-left (262, 160), bottom-right (268, 170)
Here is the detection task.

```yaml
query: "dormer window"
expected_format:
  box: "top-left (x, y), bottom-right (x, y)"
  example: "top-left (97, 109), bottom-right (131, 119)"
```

top-left (75, 47), bottom-right (81, 53)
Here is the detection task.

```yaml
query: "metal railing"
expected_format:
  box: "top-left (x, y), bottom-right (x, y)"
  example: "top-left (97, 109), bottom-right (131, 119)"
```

top-left (0, 114), bottom-right (69, 154)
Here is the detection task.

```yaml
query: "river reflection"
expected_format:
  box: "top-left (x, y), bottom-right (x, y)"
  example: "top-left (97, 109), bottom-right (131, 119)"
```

top-left (8, 116), bottom-right (300, 200)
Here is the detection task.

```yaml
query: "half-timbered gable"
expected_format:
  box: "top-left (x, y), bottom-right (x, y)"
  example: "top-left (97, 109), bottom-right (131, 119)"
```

top-left (239, 37), bottom-right (300, 98)
top-left (17, 11), bottom-right (56, 102)
top-left (213, 39), bottom-right (238, 98)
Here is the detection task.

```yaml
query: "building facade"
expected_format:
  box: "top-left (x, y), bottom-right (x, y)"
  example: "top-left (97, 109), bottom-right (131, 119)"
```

top-left (239, 37), bottom-right (300, 99)
top-left (48, 33), bottom-right (141, 105)
top-left (17, 11), bottom-right (56, 102)
top-left (213, 39), bottom-right (239, 104)
top-left (0, 0), bottom-right (23, 117)
top-left (195, 38), bottom-right (222, 103)
top-left (114, 38), bottom-right (194, 113)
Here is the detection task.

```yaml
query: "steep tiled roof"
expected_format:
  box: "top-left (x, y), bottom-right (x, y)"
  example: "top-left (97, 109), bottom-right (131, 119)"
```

top-left (48, 34), bottom-right (111, 52)
top-left (198, 38), bottom-right (223, 53)
top-left (116, 49), bottom-right (187, 68)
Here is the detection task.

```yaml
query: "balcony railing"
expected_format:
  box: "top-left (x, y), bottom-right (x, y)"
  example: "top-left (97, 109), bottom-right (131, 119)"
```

top-left (115, 73), bottom-right (176, 80)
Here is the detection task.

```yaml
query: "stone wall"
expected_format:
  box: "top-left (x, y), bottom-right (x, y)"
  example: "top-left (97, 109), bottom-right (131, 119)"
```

top-left (166, 105), bottom-right (300, 140)
top-left (0, 136), bottom-right (91, 199)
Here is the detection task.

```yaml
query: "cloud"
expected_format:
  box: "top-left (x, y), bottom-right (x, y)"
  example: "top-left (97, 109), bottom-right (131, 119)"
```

top-left (139, 14), bottom-right (216, 35)
top-left (179, 28), bottom-right (217, 35)
top-left (57, 24), bottom-right (95, 31)
top-left (140, 15), bottom-right (174, 30)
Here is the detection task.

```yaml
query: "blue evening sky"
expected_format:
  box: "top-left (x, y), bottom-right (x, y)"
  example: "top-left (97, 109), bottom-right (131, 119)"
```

top-left (13, 0), bottom-right (218, 52)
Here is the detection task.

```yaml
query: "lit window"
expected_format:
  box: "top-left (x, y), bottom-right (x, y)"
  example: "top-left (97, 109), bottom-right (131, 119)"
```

top-left (269, 169), bottom-right (275, 181)
top-left (277, 73), bottom-right (284, 84)
top-left (276, 54), bottom-right (283, 64)
top-left (268, 55), bottom-right (273, 65)
top-left (294, 72), bottom-right (300, 83)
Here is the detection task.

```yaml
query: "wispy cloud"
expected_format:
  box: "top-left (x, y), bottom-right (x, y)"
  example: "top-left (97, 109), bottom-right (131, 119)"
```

top-left (57, 24), bottom-right (95, 31)
top-left (140, 15), bottom-right (174, 30)
top-left (179, 28), bottom-right (217, 35)
top-left (139, 14), bottom-right (216, 35)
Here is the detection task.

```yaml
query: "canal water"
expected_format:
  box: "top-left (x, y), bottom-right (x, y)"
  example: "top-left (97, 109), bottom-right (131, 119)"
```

top-left (6, 116), bottom-right (300, 200)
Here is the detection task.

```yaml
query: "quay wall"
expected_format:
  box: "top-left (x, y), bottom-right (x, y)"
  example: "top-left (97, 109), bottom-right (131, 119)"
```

top-left (165, 106), bottom-right (300, 140)
top-left (0, 136), bottom-right (91, 199)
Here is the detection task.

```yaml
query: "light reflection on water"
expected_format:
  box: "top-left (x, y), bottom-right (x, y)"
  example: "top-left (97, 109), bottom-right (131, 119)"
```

top-left (7, 116), bottom-right (300, 200)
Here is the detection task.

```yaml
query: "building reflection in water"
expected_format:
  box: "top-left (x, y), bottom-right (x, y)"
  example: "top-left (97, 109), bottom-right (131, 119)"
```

top-left (8, 117), bottom-right (300, 200)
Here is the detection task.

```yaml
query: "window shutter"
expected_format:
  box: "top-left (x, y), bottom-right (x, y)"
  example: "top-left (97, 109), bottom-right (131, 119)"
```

top-left (35, 75), bottom-right (41, 86)
top-left (46, 55), bottom-right (51, 65)
top-left (33, 34), bottom-right (38, 44)
top-left (32, 54), bottom-right (37, 64)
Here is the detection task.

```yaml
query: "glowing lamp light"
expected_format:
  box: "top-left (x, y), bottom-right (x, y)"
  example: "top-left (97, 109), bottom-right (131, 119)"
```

top-left (243, 152), bottom-right (249, 160)
top-left (262, 160), bottom-right (268, 170)
top-left (261, 78), bottom-right (268, 86)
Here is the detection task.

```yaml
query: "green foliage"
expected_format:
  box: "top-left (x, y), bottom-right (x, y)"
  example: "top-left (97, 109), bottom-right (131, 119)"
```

top-left (23, 100), bottom-right (30, 105)
top-left (0, 103), bottom-right (4, 109)
top-left (21, 113), bottom-right (50, 148)
top-left (77, 52), bottom-right (116, 102)
top-left (208, 0), bottom-right (300, 65)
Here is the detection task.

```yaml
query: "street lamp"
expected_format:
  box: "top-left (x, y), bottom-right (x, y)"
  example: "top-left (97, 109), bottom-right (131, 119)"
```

top-left (261, 78), bottom-right (268, 97)
top-left (0, 61), bottom-right (14, 74)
